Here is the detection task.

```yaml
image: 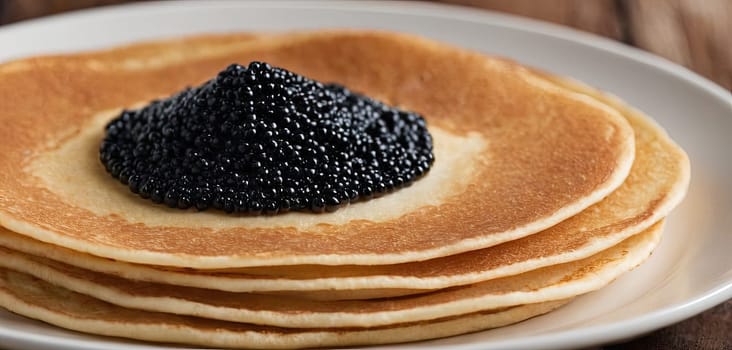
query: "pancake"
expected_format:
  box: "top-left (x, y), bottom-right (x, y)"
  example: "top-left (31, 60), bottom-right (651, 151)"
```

top-left (0, 269), bottom-right (569, 349)
top-left (0, 221), bottom-right (663, 328)
top-left (0, 30), bottom-right (635, 268)
top-left (0, 66), bottom-right (688, 301)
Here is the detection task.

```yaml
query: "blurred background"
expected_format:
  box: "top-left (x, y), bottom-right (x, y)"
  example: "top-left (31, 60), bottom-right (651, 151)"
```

top-left (0, 1), bottom-right (729, 349)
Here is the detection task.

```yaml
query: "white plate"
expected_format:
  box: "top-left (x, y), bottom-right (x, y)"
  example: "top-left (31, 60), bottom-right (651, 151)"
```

top-left (0, 1), bottom-right (730, 349)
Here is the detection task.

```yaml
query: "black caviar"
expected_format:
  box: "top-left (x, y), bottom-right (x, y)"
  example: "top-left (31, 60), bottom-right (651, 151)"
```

top-left (99, 62), bottom-right (434, 214)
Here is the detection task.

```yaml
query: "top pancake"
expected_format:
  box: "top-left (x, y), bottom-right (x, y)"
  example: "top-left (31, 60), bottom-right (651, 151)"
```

top-left (0, 31), bottom-right (634, 268)
top-left (0, 77), bottom-right (686, 299)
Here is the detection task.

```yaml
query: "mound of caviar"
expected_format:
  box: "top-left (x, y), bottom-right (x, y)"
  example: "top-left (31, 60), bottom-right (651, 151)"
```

top-left (100, 62), bottom-right (434, 214)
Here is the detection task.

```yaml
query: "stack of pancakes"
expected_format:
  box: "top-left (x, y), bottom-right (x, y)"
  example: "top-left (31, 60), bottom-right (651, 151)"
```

top-left (0, 31), bottom-right (689, 348)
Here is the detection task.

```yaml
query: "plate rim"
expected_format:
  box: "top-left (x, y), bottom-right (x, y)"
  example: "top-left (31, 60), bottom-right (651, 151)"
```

top-left (0, 0), bottom-right (728, 101)
top-left (0, 1), bottom-right (729, 350)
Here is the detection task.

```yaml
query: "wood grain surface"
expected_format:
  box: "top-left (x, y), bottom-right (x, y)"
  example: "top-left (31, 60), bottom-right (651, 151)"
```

top-left (0, 1), bottom-right (730, 350)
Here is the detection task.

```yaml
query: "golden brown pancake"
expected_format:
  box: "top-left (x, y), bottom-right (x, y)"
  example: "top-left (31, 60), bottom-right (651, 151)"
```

top-left (0, 73), bottom-right (687, 301)
top-left (0, 268), bottom-right (569, 348)
top-left (0, 221), bottom-right (663, 328)
top-left (0, 85), bottom-right (689, 298)
top-left (0, 30), bottom-right (635, 268)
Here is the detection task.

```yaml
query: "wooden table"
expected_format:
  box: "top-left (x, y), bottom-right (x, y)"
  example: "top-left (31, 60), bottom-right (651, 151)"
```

top-left (0, 1), bottom-right (730, 349)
